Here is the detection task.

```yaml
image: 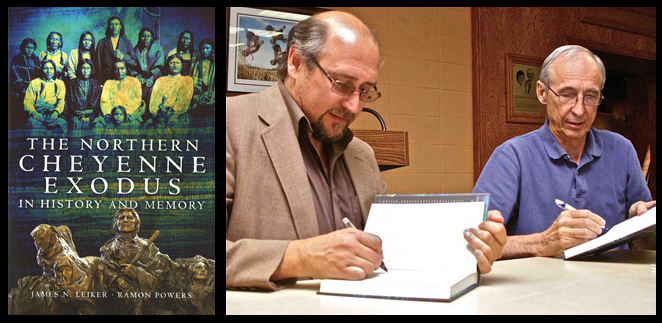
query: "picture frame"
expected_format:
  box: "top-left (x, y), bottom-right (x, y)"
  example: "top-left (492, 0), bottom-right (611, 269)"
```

top-left (505, 53), bottom-right (546, 124)
top-left (226, 7), bottom-right (324, 94)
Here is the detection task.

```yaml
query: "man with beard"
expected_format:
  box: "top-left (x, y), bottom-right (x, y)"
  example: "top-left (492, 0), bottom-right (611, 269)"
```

top-left (226, 11), bottom-right (507, 291)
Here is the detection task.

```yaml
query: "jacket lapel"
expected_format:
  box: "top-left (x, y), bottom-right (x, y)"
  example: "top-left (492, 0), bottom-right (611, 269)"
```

top-left (343, 143), bottom-right (373, 224)
top-left (258, 85), bottom-right (319, 239)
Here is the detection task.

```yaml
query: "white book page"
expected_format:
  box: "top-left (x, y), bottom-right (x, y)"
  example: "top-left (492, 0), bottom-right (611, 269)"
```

top-left (564, 207), bottom-right (656, 258)
top-left (320, 199), bottom-right (486, 300)
top-left (364, 201), bottom-right (485, 275)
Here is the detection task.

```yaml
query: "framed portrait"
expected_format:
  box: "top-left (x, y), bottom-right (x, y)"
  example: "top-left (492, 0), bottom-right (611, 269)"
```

top-left (226, 7), bottom-right (324, 94)
top-left (505, 53), bottom-right (546, 124)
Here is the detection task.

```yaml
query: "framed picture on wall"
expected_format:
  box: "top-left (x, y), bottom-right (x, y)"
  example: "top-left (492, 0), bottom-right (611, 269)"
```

top-left (505, 53), bottom-right (546, 124)
top-left (226, 7), bottom-right (324, 94)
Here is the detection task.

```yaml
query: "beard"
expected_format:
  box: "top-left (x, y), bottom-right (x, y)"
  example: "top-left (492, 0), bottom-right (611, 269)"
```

top-left (311, 108), bottom-right (355, 143)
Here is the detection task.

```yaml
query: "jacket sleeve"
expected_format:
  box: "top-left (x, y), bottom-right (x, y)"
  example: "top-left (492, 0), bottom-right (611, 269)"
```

top-left (225, 239), bottom-right (293, 291)
top-left (225, 118), bottom-right (295, 291)
top-left (120, 37), bottom-right (138, 72)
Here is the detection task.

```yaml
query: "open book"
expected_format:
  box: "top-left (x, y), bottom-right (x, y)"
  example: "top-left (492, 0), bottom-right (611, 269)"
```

top-left (319, 194), bottom-right (489, 302)
top-left (564, 207), bottom-right (656, 260)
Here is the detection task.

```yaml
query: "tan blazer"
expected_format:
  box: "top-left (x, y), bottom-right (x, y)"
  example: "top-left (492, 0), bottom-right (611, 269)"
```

top-left (226, 84), bottom-right (387, 291)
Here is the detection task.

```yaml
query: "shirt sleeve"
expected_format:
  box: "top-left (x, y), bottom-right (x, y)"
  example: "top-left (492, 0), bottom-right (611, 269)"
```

top-left (129, 78), bottom-right (142, 114)
top-left (472, 144), bottom-right (522, 226)
top-left (100, 81), bottom-right (111, 115)
top-left (23, 79), bottom-right (38, 114)
top-left (120, 38), bottom-right (138, 72)
top-left (67, 49), bottom-right (78, 79)
top-left (55, 80), bottom-right (65, 114)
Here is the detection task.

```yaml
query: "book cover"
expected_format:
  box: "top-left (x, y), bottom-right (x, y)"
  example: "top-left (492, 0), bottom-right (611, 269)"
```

top-left (7, 7), bottom-right (215, 315)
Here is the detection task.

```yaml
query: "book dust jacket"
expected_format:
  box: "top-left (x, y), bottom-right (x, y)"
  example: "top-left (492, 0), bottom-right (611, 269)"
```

top-left (7, 7), bottom-right (215, 314)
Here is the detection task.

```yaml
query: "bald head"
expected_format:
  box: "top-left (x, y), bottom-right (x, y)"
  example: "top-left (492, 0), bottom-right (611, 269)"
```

top-left (277, 11), bottom-right (380, 81)
top-left (315, 11), bottom-right (378, 47)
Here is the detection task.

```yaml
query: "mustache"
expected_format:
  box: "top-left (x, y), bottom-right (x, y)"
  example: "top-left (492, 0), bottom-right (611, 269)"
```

top-left (323, 108), bottom-right (355, 122)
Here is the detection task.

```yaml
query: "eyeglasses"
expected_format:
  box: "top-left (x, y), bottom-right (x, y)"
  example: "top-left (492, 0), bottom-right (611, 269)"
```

top-left (311, 57), bottom-right (381, 103)
top-left (542, 81), bottom-right (604, 107)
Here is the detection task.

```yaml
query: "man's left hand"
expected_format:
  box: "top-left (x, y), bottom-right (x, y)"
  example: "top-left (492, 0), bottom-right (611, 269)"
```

top-left (628, 201), bottom-right (656, 218)
top-left (464, 210), bottom-right (507, 274)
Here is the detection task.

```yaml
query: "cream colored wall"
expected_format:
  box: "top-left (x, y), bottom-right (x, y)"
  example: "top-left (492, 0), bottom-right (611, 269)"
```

top-left (327, 7), bottom-right (474, 194)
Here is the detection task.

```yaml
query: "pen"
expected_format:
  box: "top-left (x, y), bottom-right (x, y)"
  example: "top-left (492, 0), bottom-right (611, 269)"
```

top-left (555, 199), bottom-right (606, 230)
top-left (341, 217), bottom-right (388, 273)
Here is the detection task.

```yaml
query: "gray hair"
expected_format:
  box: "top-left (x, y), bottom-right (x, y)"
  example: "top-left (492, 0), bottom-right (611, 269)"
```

top-left (539, 45), bottom-right (606, 90)
top-left (277, 16), bottom-right (329, 81)
top-left (277, 14), bottom-right (381, 82)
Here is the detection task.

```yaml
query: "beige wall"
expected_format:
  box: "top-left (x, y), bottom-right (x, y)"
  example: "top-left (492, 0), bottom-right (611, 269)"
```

top-left (327, 7), bottom-right (474, 194)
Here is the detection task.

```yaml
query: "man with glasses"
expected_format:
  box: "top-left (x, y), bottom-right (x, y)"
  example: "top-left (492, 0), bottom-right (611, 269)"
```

top-left (227, 11), bottom-right (507, 290)
top-left (473, 45), bottom-right (654, 259)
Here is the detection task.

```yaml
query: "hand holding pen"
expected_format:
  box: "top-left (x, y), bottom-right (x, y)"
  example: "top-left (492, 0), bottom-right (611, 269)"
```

top-left (555, 199), bottom-right (606, 230)
top-left (271, 221), bottom-right (386, 282)
top-left (535, 199), bottom-right (607, 257)
top-left (342, 218), bottom-right (388, 273)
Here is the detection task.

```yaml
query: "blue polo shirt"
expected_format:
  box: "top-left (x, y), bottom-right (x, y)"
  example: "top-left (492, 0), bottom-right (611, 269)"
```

top-left (473, 119), bottom-right (651, 236)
